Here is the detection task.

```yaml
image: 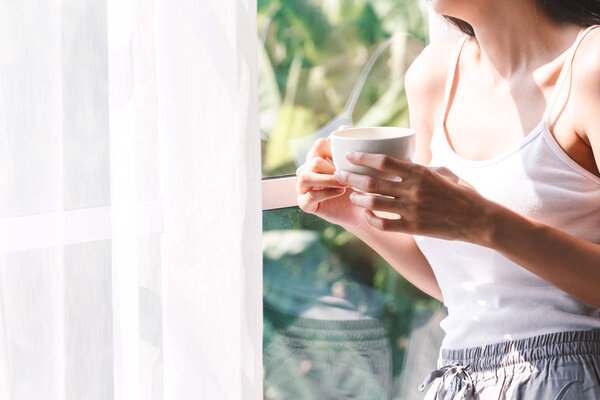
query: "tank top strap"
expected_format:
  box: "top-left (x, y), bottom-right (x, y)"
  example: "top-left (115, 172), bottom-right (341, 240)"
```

top-left (440, 36), bottom-right (469, 127)
top-left (542, 24), bottom-right (600, 125)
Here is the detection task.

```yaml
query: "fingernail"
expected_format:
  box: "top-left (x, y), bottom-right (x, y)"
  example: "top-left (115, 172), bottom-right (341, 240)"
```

top-left (346, 151), bottom-right (357, 160)
top-left (334, 170), bottom-right (347, 180)
top-left (349, 192), bottom-right (356, 201)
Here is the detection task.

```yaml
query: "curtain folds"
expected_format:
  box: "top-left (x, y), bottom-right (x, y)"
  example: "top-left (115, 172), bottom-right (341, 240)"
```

top-left (0, 0), bottom-right (261, 398)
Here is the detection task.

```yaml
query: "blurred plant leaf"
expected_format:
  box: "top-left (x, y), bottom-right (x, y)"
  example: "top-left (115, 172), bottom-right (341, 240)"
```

top-left (369, 0), bottom-right (427, 41)
top-left (263, 104), bottom-right (319, 173)
top-left (357, 3), bottom-right (388, 45)
top-left (356, 78), bottom-right (406, 126)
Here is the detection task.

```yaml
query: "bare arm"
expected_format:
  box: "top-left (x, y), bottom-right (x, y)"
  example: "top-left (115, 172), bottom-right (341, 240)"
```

top-left (296, 135), bottom-right (443, 301)
top-left (482, 206), bottom-right (600, 307)
top-left (339, 40), bottom-right (460, 302)
top-left (483, 34), bottom-right (600, 308)
top-left (296, 39), bottom-right (459, 302)
top-left (343, 217), bottom-right (442, 301)
top-left (333, 35), bottom-right (600, 308)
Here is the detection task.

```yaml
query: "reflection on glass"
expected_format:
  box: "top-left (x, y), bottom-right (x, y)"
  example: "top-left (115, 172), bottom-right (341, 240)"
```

top-left (263, 208), bottom-right (444, 400)
top-left (259, 0), bottom-right (429, 177)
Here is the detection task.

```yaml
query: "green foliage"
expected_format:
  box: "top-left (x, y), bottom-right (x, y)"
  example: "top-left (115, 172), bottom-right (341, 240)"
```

top-left (259, 0), bottom-right (428, 174)
top-left (263, 208), bottom-right (442, 396)
top-left (261, 2), bottom-right (439, 397)
top-left (357, 3), bottom-right (389, 45)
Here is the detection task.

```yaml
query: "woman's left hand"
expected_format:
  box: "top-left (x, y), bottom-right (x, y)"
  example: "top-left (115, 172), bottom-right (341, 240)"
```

top-left (333, 151), bottom-right (496, 244)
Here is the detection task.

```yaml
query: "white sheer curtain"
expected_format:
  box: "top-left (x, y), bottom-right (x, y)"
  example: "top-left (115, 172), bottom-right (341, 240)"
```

top-left (0, 0), bottom-right (262, 399)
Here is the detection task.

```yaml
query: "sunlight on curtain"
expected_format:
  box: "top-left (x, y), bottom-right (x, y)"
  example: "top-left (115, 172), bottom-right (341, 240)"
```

top-left (0, 0), bottom-right (261, 399)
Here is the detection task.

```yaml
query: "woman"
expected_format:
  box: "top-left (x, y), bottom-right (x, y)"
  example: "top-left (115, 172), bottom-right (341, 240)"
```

top-left (295, 0), bottom-right (600, 398)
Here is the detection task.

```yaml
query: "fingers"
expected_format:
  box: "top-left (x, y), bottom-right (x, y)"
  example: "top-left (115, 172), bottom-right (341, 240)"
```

top-left (346, 151), bottom-right (415, 177)
top-left (310, 156), bottom-right (336, 174)
top-left (349, 192), bottom-right (408, 214)
top-left (298, 188), bottom-right (346, 213)
top-left (296, 157), bottom-right (345, 194)
top-left (333, 170), bottom-right (405, 197)
top-left (306, 138), bottom-right (332, 162)
top-left (297, 172), bottom-right (347, 194)
top-left (364, 209), bottom-right (413, 232)
top-left (296, 156), bottom-right (335, 176)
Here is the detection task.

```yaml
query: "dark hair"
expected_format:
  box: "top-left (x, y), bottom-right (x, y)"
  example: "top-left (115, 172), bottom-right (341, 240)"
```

top-left (444, 0), bottom-right (600, 36)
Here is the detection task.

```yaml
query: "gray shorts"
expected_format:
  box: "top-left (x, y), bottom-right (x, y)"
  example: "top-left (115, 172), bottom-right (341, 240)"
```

top-left (420, 329), bottom-right (600, 399)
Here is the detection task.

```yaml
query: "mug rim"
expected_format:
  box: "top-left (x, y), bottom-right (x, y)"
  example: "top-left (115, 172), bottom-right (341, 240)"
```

top-left (332, 126), bottom-right (416, 140)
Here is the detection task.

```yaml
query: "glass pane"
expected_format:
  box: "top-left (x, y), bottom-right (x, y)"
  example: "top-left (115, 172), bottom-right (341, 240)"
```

top-left (263, 208), bottom-right (444, 399)
top-left (259, 0), bottom-right (429, 177)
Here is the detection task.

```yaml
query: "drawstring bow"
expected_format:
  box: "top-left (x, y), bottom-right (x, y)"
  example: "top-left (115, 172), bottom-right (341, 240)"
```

top-left (418, 363), bottom-right (475, 400)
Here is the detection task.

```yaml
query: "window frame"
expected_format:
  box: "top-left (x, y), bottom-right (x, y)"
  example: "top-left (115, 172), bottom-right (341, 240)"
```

top-left (261, 175), bottom-right (297, 211)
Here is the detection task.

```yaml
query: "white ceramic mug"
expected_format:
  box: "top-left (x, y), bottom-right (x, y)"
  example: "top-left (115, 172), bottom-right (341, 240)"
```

top-left (330, 127), bottom-right (416, 178)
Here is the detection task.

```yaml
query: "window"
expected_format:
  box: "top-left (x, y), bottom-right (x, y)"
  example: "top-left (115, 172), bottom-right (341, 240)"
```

top-left (260, 1), bottom-right (445, 398)
top-left (259, 0), bottom-right (429, 178)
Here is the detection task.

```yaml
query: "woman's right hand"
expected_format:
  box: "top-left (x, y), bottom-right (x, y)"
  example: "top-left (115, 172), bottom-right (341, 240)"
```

top-left (296, 137), bottom-right (365, 229)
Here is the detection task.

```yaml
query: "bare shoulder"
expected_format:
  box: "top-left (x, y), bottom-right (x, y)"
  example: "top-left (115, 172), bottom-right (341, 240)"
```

top-left (573, 27), bottom-right (600, 91)
top-left (572, 27), bottom-right (600, 144)
top-left (405, 36), bottom-right (465, 164)
top-left (405, 36), bottom-right (465, 121)
top-left (405, 38), bottom-right (463, 97)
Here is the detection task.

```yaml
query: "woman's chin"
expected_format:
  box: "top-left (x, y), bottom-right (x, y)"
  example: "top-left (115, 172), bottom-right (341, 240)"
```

top-left (430, 0), bottom-right (471, 19)
top-left (430, 0), bottom-right (451, 15)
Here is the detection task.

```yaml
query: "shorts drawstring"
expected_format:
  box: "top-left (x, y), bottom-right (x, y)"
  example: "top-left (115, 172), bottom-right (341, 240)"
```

top-left (418, 363), bottom-right (475, 400)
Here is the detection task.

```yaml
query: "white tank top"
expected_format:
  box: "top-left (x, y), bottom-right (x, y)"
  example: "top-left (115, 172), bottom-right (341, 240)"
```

top-left (414, 25), bottom-right (600, 350)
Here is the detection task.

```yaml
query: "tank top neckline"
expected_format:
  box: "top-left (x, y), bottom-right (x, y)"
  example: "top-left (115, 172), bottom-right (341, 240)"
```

top-left (436, 25), bottom-right (600, 172)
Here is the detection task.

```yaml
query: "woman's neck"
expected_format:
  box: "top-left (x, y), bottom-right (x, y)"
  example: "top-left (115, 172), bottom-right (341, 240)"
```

top-left (466, 0), bottom-right (582, 79)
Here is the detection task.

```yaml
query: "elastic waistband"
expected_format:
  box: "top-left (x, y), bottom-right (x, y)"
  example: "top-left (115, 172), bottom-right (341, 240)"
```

top-left (440, 330), bottom-right (600, 372)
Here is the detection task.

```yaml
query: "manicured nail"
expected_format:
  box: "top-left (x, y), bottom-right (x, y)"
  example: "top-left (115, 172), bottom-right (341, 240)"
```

top-left (334, 170), bottom-right (347, 180)
top-left (349, 192), bottom-right (356, 201)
